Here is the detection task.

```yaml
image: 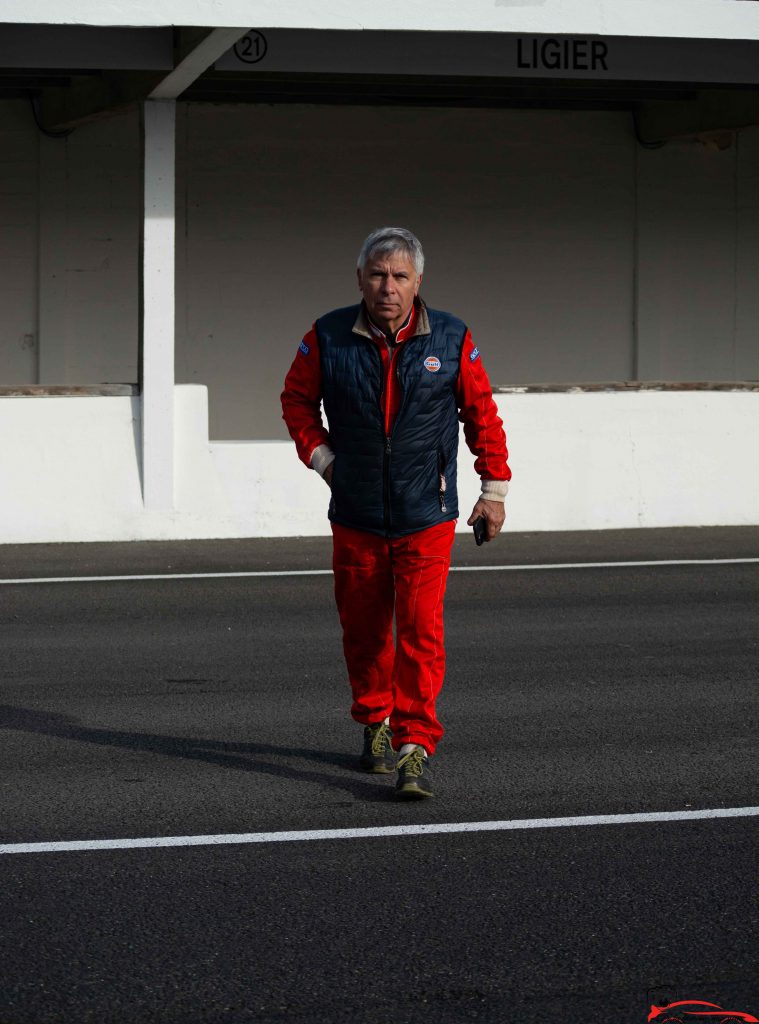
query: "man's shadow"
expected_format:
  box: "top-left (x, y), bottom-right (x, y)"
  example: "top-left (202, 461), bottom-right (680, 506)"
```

top-left (0, 703), bottom-right (391, 803)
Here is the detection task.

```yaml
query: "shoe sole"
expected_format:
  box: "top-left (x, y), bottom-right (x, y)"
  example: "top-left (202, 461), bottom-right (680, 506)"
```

top-left (359, 760), bottom-right (396, 774)
top-left (394, 784), bottom-right (433, 799)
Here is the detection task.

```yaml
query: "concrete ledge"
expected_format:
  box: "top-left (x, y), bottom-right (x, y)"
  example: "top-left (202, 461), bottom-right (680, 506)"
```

top-left (495, 381), bottom-right (759, 393)
top-left (0, 385), bottom-right (138, 397)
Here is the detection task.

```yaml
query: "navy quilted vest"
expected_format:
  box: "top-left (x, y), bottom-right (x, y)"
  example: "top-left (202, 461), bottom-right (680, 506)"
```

top-left (316, 303), bottom-right (466, 538)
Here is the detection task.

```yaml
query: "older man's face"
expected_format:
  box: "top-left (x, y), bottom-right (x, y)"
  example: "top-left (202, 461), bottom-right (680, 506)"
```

top-left (357, 252), bottom-right (422, 335)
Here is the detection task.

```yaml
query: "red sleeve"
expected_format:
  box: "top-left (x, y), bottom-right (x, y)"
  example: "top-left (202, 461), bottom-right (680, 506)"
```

top-left (457, 331), bottom-right (511, 482)
top-left (280, 326), bottom-right (332, 468)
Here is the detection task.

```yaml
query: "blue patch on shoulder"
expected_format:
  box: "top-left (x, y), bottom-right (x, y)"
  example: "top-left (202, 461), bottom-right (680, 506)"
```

top-left (299, 340), bottom-right (310, 356)
top-left (470, 347), bottom-right (480, 363)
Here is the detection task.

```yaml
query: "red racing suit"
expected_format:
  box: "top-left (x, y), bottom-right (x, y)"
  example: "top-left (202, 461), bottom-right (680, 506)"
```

top-left (281, 299), bottom-right (510, 753)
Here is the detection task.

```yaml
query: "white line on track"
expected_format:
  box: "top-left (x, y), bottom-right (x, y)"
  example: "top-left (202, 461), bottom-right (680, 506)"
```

top-left (0, 557), bottom-right (757, 586)
top-left (2, 806), bottom-right (757, 856)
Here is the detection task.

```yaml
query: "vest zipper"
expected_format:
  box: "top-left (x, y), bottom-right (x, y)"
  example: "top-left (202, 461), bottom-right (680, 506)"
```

top-left (384, 434), bottom-right (392, 533)
top-left (384, 345), bottom-right (402, 437)
top-left (382, 341), bottom-right (405, 534)
top-left (379, 335), bottom-right (411, 535)
top-left (372, 342), bottom-right (393, 535)
top-left (438, 448), bottom-right (448, 513)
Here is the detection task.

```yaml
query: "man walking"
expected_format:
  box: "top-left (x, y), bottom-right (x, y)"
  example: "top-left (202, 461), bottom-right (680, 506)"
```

top-left (281, 227), bottom-right (510, 799)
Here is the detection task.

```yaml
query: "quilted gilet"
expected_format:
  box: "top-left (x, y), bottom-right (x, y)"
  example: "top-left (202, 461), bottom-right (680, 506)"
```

top-left (316, 303), bottom-right (466, 538)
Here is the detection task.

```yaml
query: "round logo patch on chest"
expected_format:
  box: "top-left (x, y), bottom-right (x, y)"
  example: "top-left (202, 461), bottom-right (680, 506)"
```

top-left (424, 356), bottom-right (442, 373)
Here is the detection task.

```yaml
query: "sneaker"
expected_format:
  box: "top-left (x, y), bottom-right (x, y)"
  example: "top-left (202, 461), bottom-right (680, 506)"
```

top-left (360, 721), bottom-right (396, 774)
top-left (394, 746), bottom-right (434, 799)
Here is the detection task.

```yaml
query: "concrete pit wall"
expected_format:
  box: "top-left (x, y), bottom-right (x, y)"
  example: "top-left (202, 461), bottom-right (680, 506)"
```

top-left (0, 386), bottom-right (756, 544)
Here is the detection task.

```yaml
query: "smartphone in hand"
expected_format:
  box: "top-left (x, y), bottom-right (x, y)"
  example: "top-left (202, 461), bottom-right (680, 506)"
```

top-left (473, 516), bottom-right (487, 546)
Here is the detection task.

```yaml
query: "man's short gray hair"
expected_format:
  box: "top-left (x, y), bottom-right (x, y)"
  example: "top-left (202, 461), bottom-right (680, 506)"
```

top-left (357, 227), bottom-right (425, 275)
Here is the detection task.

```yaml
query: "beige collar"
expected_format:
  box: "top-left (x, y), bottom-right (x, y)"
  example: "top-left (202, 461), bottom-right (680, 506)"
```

top-left (352, 300), bottom-right (430, 341)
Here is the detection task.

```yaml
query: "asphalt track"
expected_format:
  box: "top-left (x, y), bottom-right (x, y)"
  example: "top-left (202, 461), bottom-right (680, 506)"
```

top-left (0, 527), bottom-right (757, 1024)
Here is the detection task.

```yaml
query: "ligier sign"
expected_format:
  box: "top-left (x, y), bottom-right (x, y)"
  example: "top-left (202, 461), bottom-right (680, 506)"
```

top-left (217, 29), bottom-right (759, 85)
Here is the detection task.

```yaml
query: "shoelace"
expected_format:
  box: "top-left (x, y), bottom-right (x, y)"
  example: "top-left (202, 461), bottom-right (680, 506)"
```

top-left (370, 723), bottom-right (391, 755)
top-left (397, 748), bottom-right (425, 776)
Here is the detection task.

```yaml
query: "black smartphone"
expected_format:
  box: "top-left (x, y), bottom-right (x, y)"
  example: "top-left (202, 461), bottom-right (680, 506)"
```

top-left (473, 516), bottom-right (487, 546)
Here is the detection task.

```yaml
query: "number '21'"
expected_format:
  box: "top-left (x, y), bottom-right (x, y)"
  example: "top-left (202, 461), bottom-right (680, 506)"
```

top-left (234, 31), bottom-right (268, 64)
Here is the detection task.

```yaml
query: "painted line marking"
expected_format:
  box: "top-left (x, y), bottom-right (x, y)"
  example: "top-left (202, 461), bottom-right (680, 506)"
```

top-left (2, 806), bottom-right (757, 856)
top-left (0, 557), bottom-right (757, 586)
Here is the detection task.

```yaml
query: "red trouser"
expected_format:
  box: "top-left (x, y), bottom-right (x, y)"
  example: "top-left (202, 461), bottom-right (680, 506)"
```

top-left (331, 520), bottom-right (456, 755)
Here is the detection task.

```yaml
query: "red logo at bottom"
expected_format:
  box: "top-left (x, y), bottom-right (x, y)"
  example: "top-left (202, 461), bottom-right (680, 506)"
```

top-left (648, 999), bottom-right (758, 1022)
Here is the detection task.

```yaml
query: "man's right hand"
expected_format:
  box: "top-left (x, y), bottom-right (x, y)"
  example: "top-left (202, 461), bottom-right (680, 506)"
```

top-left (323, 463), bottom-right (334, 488)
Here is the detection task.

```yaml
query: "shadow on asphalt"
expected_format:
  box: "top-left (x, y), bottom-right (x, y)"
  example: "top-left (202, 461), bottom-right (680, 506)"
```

top-left (0, 703), bottom-right (392, 804)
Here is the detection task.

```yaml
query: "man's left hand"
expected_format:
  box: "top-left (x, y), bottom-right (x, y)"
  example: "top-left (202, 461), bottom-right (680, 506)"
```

top-left (467, 499), bottom-right (506, 542)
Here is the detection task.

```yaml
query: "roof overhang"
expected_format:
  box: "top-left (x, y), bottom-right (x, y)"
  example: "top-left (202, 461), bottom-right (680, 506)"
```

top-left (1, 0), bottom-right (759, 42)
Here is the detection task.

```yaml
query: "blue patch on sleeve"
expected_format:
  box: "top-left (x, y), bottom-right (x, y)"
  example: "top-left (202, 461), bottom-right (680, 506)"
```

top-left (299, 340), bottom-right (310, 356)
top-left (470, 347), bottom-right (480, 363)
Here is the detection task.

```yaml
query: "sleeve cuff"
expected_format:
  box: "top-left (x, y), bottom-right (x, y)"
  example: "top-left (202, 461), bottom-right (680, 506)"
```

top-left (310, 444), bottom-right (336, 478)
top-left (480, 479), bottom-right (509, 502)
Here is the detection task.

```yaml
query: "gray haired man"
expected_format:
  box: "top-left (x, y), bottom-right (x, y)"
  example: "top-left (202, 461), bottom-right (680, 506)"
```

top-left (282, 228), bottom-right (510, 798)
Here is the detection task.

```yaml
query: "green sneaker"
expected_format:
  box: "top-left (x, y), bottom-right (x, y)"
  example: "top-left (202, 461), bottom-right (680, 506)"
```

top-left (360, 721), bottom-right (396, 774)
top-left (395, 746), bottom-right (434, 799)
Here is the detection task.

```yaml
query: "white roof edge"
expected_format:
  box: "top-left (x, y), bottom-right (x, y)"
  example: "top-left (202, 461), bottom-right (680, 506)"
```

top-left (2, 1), bottom-right (759, 41)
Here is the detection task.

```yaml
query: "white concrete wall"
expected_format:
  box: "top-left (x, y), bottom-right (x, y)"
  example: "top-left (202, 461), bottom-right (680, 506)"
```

top-left (0, 386), bottom-right (756, 544)
top-left (504, 390), bottom-right (759, 531)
